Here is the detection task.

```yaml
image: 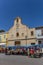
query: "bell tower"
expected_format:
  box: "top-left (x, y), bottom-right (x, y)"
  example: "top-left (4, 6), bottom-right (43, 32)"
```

top-left (14, 17), bottom-right (22, 26)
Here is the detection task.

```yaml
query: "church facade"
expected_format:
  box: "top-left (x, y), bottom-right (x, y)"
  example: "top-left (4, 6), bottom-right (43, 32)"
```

top-left (7, 17), bottom-right (37, 47)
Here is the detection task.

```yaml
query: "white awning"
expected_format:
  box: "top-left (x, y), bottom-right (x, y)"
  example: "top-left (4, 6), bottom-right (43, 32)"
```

top-left (0, 43), bottom-right (6, 45)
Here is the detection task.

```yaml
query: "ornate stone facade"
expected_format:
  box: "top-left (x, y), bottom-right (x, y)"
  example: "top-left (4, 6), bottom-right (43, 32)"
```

top-left (7, 17), bottom-right (36, 47)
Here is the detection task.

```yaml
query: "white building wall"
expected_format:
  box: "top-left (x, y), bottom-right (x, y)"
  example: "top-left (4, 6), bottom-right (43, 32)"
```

top-left (35, 29), bottom-right (41, 37)
top-left (35, 29), bottom-right (43, 45)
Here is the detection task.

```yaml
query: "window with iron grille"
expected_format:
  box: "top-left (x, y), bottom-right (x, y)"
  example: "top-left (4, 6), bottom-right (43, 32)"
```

top-left (4, 35), bottom-right (6, 39)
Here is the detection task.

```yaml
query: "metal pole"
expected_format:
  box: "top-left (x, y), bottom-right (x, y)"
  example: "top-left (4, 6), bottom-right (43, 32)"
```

top-left (26, 26), bottom-right (28, 47)
top-left (26, 36), bottom-right (27, 47)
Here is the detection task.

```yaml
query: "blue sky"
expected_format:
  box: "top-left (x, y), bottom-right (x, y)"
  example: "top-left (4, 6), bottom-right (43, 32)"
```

top-left (0, 0), bottom-right (43, 31)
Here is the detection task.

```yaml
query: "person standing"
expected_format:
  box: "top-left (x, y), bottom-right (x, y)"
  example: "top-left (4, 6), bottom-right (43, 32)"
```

top-left (30, 48), bottom-right (34, 58)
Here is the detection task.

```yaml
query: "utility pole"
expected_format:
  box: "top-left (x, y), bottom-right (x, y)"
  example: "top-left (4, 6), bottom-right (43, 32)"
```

top-left (25, 36), bottom-right (27, 47)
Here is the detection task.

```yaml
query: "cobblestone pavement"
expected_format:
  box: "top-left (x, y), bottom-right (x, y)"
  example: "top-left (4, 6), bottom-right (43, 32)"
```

top-left (0, 54), bottom-right (43, 65)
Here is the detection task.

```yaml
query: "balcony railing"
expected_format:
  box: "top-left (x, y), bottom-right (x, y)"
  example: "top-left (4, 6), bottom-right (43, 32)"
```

top-left (36, 35), bottom-right (43, 39)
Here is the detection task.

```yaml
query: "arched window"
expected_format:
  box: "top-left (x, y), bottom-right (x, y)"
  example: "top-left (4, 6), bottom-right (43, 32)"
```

top-left (16, 32), bottom-right (19, 37)
top-left (31, 31), bottom-right (34, 36)
top-left (16, 18), bottom-right (19, 23)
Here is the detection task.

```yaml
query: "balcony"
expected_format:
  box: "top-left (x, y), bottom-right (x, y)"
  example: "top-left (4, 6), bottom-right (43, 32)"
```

top-left (36, 35), bottom-right (43, 39)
